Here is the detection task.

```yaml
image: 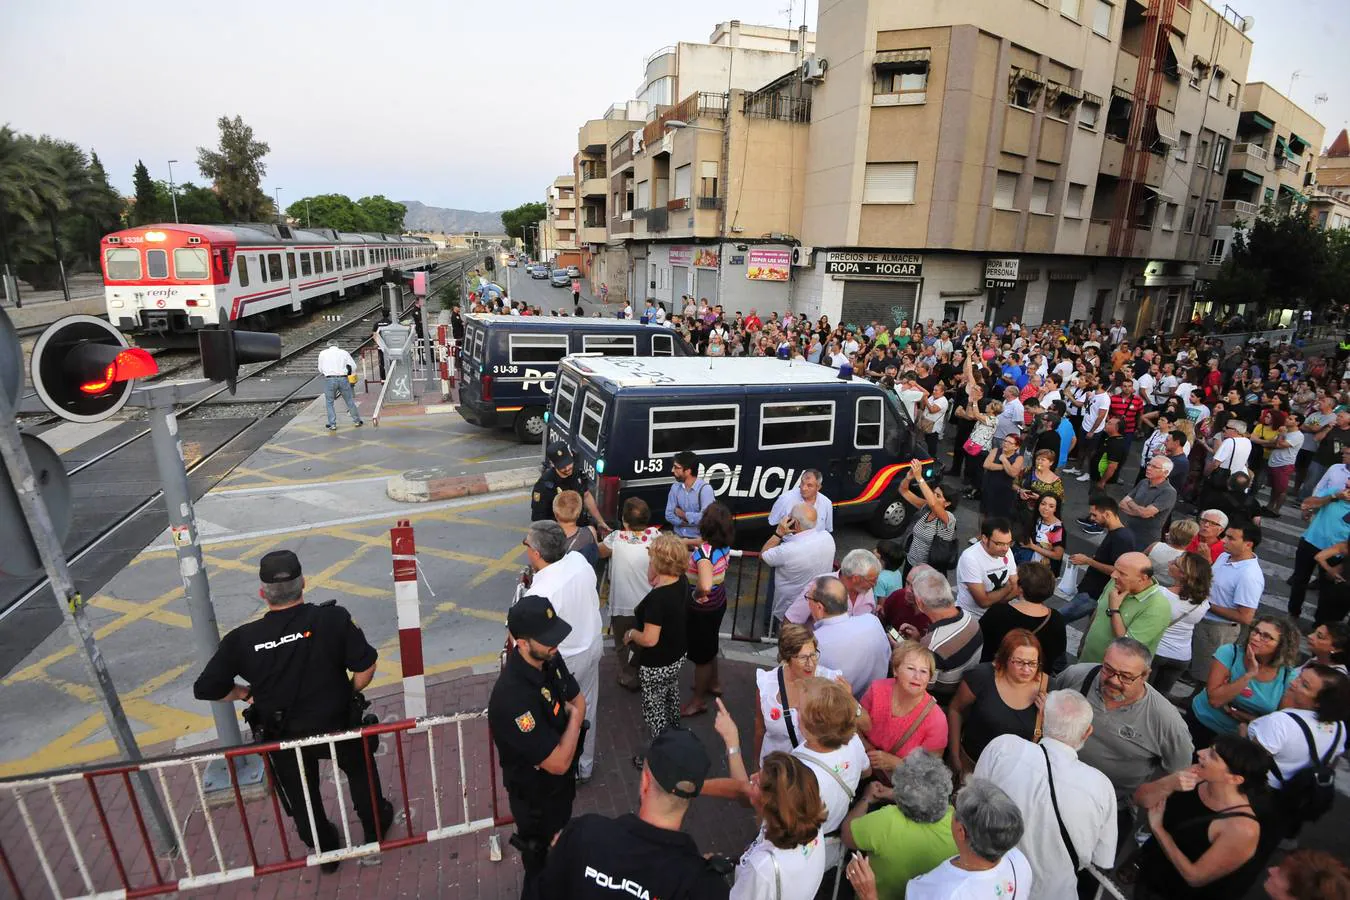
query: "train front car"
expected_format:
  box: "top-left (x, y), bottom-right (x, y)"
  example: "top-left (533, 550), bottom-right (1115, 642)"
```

top-left (102, 225), bottom-right (238, 344)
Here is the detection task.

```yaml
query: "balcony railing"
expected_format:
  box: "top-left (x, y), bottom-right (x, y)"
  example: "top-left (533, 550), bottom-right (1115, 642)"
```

top-left (1221, 199), bottom-right (1258, 216)
top-left (697, 196), bottom-right (722, 210)
top-left (643, 92), bottom-right (729, 145)
top-left (632, 207), bottom-right (649, 219)
top-left (647, 207), bottom-right (670, 232)
top-left (1235, 142), bottom-right (1268, 161)
top-left (1277, 157), bottom-right (1301, 173)
top-left (667, 197), bottom-right (689, 211)
top-left (742, 91), bottom-right (812, 123)
top-left (611, 141), bottom-right (634, 168)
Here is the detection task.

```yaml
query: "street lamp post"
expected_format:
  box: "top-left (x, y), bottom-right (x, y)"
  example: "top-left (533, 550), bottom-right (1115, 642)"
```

top-left (274, 188), bottom-right (284, 222)
top-left (305, 199), bottom-right (312, 228)
top-left (167, 159), bottom-right (180, 224)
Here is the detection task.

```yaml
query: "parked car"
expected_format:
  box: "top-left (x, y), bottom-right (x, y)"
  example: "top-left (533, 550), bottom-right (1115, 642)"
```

top-left (507, 256), bottom-right (518, 267)
top-left (565, 265), bottom-right (581, 278)
top-left (550, 269), bottom-right (571, 287)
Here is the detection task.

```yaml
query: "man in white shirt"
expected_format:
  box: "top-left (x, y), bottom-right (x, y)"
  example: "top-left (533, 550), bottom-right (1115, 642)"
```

top-left (768, 469), bottom-right (834, 533)
top-left (1205, 419), bottom-right (1253, 481)
top-left (906, 779), bottom-right (1034, 900)
top-left (974, 691), bottom-right (1118, 900)
top-left (994, 386), bottom-right (1025, 441)
top-left (782, 548), bottom-right (881, 624)
top-left (524, 520), bottom-right (603, 781)
top-left (1190, 521), bottom-right (1264, 681)
top-left (955, 517), bottom-right (1018, 620)
top-left (1067, 380), bottom-right (1111, 475)
top-left (316, 341), bottom-right (364, 431)
top-left (762, 504), bottom-right (836, 622)
top-left (807, 576), bottom-right (890, 699)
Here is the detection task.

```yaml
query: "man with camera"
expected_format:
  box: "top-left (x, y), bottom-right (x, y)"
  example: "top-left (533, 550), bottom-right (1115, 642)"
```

top-left (193, 550), bottom-right (394, 872)
top-left (490, 594), bottom-right (588, 897)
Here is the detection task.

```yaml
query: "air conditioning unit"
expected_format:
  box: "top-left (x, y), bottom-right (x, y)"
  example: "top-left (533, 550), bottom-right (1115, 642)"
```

top-left (801, 57), bottom-right (828, 83)
top-left (791, 246), bottom-right (815, 267)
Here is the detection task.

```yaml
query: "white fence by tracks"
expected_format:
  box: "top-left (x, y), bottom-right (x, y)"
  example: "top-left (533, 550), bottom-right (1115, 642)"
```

top-left (0, 711), bottom-right (507, 899)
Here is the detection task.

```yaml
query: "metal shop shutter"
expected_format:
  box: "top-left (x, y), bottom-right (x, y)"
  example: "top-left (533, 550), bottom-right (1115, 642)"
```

top-left (672, 266), bottom-right (689, 298)
top-left (695, 267), bottom-right (719, 305)
top-left (1043, 280), bottom-right (1076, 323)
top-left (992, 281), bottom-right (1028, 325)
top-left (841, 280), bottom-right (919, 330)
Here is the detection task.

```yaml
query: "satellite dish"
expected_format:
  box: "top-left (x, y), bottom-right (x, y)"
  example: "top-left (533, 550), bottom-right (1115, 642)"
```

top-left (1240, 15), bottom-right (1255, 33)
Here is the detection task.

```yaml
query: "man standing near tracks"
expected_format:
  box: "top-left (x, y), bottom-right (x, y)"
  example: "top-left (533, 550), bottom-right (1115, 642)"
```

top-left (490, 594), bottom-right (588, 897)
top-left (193, 550), bottom-right (393, 873)
top-left (317, 340), bottom-right (364, 431)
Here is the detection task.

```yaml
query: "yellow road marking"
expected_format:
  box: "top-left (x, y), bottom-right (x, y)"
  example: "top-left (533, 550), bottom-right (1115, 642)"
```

top-left (89, 596), bottom-right (192, 629)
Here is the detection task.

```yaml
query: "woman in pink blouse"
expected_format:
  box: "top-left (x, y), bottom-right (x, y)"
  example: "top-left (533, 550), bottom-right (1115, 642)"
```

top-left (858, 641), bottom-right (947, 778)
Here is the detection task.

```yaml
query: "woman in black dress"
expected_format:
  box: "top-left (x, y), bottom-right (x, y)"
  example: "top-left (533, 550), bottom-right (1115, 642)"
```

top-left (981, 434), bottom-right (1025, 522)
top-left (622, 533), bottom-right (691, 767)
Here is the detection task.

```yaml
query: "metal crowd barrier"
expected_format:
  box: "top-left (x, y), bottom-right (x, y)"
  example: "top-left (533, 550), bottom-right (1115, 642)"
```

top-left (0, 711), bottom-right (503, 899)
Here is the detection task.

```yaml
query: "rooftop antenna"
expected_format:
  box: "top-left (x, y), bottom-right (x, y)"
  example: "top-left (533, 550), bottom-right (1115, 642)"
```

top-left (1288, 70), bottom-right (1301, 99)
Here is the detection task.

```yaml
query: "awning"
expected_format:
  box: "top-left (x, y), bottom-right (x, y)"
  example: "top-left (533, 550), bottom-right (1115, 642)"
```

top-left (1013, 67), bottom-right (1046, 84)
top-left (1241, 110), bottom-right (1275, 131)
top-left (1238, 170), bottom-right (1264, 186)
top-left (1154, 107), bottom-right (1180, 146)
top-left (1275, 136), bottom-right (1288, 157)
top-left (873, 49), bottom-right (931, 66)
top-left (1288, 133), bottom-right (1309, 155)
top-left (1143, 185), bottom-right (1176, 202)
top-left (1054, 82), bottom-right (1084, 100)
top-left (1112, 86), bottom-right (1134, 102)
top-left (1082, 90), bottom-right (1104, 106)
top-left (1166, 33), bottom-right (1187, 69)
top-left (1192, 53), bottom-right (1211, 70)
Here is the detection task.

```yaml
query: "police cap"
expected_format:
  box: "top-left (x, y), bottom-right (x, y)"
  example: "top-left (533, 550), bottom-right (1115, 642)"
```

top-left (507, 594), bottom-right (572, 646)
top-left (259, 550), bottom-right (302, 584)
top-left (646, 727), bottom-right (711, 799)
top-left (546, 440), bottom-right (574, 469)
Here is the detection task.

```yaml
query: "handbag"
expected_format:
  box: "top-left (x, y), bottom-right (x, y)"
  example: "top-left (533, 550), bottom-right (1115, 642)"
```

top-left (888, 696), bottom-right (936, 755)
top-left (777, 667), bottom-right (800, 749)
top-left (965, 419), bottom-right (995, 455)
top-left (926, 524), bottom-right (959, 572)
top-left (1056, 563), bottom-right (1085, 598)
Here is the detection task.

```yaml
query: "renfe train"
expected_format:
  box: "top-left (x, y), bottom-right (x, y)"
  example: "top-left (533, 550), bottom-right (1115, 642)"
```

top-left (100, 222), bottom-right (437, 341)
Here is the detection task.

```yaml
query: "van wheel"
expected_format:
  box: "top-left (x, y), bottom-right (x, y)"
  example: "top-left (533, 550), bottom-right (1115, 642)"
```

top-left (868, 491), bottom-right (909, 538)
top-left (515, 408), bottom-right (547, 442)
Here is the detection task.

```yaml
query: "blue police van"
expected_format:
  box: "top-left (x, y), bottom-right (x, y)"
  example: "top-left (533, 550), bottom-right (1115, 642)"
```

top-left (544, 356), bottom-right (935, 536)
top-left (456, 314), bottom-right (695, 441)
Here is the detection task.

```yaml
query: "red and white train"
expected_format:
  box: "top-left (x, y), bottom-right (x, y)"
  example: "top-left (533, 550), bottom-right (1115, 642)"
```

top-left (100, 222), bottom-right (437, 342)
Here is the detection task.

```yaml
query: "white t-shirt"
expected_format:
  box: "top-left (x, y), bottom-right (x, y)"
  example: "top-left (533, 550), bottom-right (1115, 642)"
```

top-left (1268, 430), bottom-right (1303, 468)
top-left (768, 488), bottom-right (835, 532)
top-left (1053, 360), bottom-right (1074, 382)
top-left (1136, 372), bottom-right (1157, 404)
top-left (1158, 374), bottom-right (1179, 399)
top-left (1154, 588), bottom-right (1211, 662)
top-left (922, 395), bottom-right (950, 436)
top-left (755, 664), bottom-right (844, 764)
top-left (899, 387), bottom-right (927, 422)
top-left (1213, 436), bottom-right (1252, 473)
top-left (1085, 392), bottom-right (1111, 434)
top-left (793, 739), bottom-right (869, 834)
top-left (602, 527), bottom-right (663, 617)
top-left (1248, 708), bottom-right (1348, 789)
top-left (830, 351), bottom-right (850, 369)
top-left (1041, 389), bottom-right (1062, 410)
top-left (956, 542), bottom-right (1016, 620)
top-left (731, 827), bottom-right (827, 900)
top-left (907, 849), bottom-right (1034, 900)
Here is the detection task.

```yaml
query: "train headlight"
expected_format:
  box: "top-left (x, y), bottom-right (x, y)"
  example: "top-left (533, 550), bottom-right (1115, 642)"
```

top-left (144, 231), bottom-right (167, 242)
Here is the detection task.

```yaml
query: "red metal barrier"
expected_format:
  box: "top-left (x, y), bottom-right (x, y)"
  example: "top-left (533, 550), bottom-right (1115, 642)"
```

top-left (0, 711), bottom-right (502, 899)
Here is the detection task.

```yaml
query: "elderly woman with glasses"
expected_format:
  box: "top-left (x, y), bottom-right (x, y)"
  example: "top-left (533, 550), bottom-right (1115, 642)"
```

top-left (1187, 613), bottom-right (1302, 750)
top-left (1187, 508), bottom-right (1228, 563)
top-left (753, 623), bottom-right (849, 765)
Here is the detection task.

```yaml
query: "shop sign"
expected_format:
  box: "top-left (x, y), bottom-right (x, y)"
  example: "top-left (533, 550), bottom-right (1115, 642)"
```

top-left (693, 248), bottom-right (720, 269)
top-left (669, 246), bottom-right (692, 267)
top-left (746, 249), bottom-right (791, 281)
top-left (825, 251), bottom-right (923, 279)
top-left (985, 257), bottom-right (1019, 290)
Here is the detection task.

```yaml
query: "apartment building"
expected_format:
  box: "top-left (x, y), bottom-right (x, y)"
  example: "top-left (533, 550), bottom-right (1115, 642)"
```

top-left (637, 21), bottom-right (817, 111)
top-left (575, 103), bottom-right (647, 300)
top-left (794, 0), bottom-right (1253, 334)
top-left (1208, 82), bottom-right (1325, 280)
top-left (544, 175), bottom-right (580, 269)
top-left (1310, 129), bottom-right (1350, 232)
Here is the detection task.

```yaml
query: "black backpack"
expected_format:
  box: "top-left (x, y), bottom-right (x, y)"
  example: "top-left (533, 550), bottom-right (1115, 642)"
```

top-left (1273, 712), bottom-right (1343, 825)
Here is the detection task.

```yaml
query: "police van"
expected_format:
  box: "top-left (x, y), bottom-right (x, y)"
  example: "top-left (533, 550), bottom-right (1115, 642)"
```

top-left (456, 314), bottom-right (695, 441)
top-left (544, 356), bottom-right (935, 537)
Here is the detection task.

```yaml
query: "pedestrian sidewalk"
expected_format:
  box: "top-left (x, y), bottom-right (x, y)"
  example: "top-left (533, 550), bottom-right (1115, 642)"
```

top-left (1, 647), bottom-right (767, 899)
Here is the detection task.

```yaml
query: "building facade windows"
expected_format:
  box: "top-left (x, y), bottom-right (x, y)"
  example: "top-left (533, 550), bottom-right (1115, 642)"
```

top-left (1175, 130), bottom-right (1191, 162)
top-left (994, 171), bottom-right (1019, 209)
top-left (1093, 0), bottom-right (1113, 37)
top-left (1061, 0), bottom-right (1080, 18)
top-left (1030, 178), bottom-right (1053, 214)
top-left (1064, 183), bottom-right (1087, 218)
top-left (1213, 135), bottom-right (1230, 172)
top-left (1078, 100), bottom-right (1100, 130)
top-left (862, 162), bottom-right (918, 203)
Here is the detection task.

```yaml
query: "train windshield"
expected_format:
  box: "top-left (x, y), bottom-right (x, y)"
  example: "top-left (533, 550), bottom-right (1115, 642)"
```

top-left (174, 248), bottom-right (209, 280)
top-left (104, 248), bottom-right (141, 280)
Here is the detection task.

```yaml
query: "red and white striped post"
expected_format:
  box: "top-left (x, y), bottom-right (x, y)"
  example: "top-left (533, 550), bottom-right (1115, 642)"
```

top-left (436, 324), bottom-right (454, 400)
top-left (390, 520), bottom-right (426, 718)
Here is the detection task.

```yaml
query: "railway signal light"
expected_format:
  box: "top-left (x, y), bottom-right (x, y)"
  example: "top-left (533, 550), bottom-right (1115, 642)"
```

top-left (0, 433), bottom-right (72, 577)
top-left (198, 327), bottom-right (282, 395)
top-left (30, 315), bottom-right (159, 423)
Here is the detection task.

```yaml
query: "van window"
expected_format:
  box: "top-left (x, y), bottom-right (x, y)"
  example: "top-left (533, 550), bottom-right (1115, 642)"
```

top-left (651, 405), bottom-right (739, 456)
top-left (472, 328), bottom-right (485, 362)
top-left (582, 334), bottom-right (637, 356)
top-left (510, 334), bottom-right (570, 364)
top-left (578, 392), bottom-right (607, 451)
top-left (855, 397), bottom-right (884, 449)
top-left (554, 373), bottom-right (580, 429)
top-left (651, 333), bottom-right (675, 356)
top-left (760, 401), bottom-right (835, 449)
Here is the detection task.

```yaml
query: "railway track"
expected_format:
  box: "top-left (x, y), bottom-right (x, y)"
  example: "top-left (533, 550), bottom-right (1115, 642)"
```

top-left (0, 253), bottom-right (474, 639)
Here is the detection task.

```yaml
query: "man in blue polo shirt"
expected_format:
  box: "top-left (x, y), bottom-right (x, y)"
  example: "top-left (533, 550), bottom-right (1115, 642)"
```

top-left (1287, 460), bottom-right (1350, 620)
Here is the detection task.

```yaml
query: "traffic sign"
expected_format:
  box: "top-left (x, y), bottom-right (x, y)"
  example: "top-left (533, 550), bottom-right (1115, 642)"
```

top-left (0, 433), bottom-right (71, 576)
top-left (30, 315), bottom-right (159, 423)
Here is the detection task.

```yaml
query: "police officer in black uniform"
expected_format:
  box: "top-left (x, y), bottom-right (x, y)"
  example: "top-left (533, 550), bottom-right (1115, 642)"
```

top-left (540, 727), bottom-right (731, 899)
top-left (530, 440), bottom-right (610, 534)
top-left (193, 550), bottom-right (394, 872)
top-left (488, 594), bottom-right (587, 898)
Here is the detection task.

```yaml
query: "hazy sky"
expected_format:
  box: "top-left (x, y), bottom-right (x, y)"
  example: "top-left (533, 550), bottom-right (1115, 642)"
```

top-left (2, 0), bottom-right (1344, 212)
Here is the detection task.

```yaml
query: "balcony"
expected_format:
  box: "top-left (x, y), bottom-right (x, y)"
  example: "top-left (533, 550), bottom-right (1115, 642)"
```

top-left (1277, 156), bottom-right (1301, 174)
top-left (581, 177), bottom-right (607, 198)
top-left (581, 226), bottom-right (607, 244)
top-left (1114, 51), bottom-right (1139, 98)
top-left (611, 140), bottom-right (634, 170)
top-left (1235, 142), bottom-right (1268, 161)
top-left (667, 197), bottom-right (689, 211)
top-left (1100, 137), bottom-right (1125, 177)
top-left (647, 207), bottom-right (670, 232)
top-left (697, 196), bottom-right (722, 210)
top-left (554, 195), bottom-right (576, 209)
top-left (1222, 199), bottom-right (1258, 217)
top-left (632, 207), bottom-right (649, 219)
top-left (1087, 219), bottom-right (1112, 255)
top-left (609, 216), bottom-right (633, 236)
top-left (643, 91), bottom-right (729, 146)
top-left (579, 120), bottom-right (611, 154)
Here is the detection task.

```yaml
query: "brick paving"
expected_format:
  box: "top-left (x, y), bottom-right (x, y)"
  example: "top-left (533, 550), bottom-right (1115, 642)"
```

top-left (1, 649), bottom-right (763, 899)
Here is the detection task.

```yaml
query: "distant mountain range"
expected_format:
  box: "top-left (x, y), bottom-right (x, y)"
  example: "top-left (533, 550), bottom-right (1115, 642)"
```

top-left (400, 201), bottom-right (504, 235)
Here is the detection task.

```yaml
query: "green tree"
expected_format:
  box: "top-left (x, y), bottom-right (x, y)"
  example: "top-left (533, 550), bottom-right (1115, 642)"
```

top-left (500, 201), bottom-right (546, 254)
top-left (131, 160), bottom-right (165, 225)
top-left (0, 126), bottom-right (63, 280)
top-left (196, 115), bottom-right (272, 221)
top-left (1207, 203), bottom-right (1330, 321)
top-left (286, 194), bottom-right (372, 232)
top-left (356, 195), bottom-right (406, 233)
top-left (173, 182), bottom-right (227, 224)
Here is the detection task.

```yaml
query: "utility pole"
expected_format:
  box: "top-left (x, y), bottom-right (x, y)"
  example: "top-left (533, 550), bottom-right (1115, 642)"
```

top-left (167, 159), bottom-right (180, 224)
top-left (274, 187), bottom-right (284, 222)
top-left (305, 199), bottom-right (312, 228)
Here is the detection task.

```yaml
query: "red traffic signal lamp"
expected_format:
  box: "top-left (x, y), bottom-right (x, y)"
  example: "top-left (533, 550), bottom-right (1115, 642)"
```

top-left (198, 328), bottom-right (282, 395)
top-left (30, 315), bottom-right (159, 423)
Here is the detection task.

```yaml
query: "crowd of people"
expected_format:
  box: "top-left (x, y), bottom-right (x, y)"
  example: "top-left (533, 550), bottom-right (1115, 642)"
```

top-left (489, 314), bottom-right (1350, 899)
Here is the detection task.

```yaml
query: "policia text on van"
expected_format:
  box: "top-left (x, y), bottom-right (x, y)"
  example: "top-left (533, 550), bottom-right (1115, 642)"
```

top-left (545, 356), bottom-right (936, 537)
top-left (456, 314), bottom-right (693, 442)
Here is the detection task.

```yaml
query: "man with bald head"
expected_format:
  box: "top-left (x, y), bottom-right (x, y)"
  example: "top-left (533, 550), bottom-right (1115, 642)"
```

top-left (762, 502), bottom-right (836, 625)
top-left (1075, 551), bottom-right (1172, 663)
top-left (807, 575), bottom-right (891, 698)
